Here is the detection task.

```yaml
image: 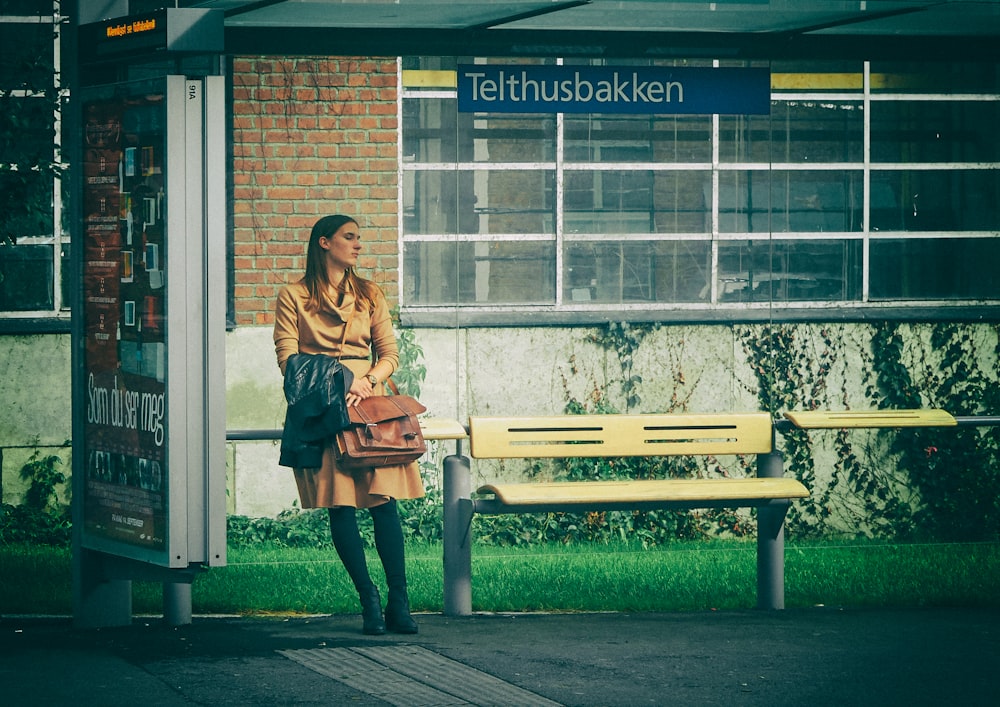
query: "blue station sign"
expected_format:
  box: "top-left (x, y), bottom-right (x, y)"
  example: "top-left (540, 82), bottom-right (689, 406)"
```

top-left (458, 65), bottom-right (771, 115)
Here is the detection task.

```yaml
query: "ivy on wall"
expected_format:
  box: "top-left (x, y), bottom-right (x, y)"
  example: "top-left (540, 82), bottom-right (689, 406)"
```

top-left (871, 323), bottom-right (1000, 541)
top-left (741, 321), bottom-right (1000, 541)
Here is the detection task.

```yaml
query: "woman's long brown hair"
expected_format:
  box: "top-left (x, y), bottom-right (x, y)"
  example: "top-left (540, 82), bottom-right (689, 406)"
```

top-left (302, 215), bottom-right (378, 313)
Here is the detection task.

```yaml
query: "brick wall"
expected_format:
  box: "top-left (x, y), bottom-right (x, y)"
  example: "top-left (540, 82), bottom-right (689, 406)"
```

top-left (231, 57), bottom-right (399, 325)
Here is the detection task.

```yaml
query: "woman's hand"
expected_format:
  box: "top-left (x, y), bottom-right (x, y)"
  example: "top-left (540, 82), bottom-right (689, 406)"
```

top-left (346, 375), bottom-right (375, 407)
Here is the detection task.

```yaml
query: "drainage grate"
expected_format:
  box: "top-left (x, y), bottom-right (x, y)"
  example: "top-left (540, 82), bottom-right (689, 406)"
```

top-left (280, 645), bottom-right (562, 707)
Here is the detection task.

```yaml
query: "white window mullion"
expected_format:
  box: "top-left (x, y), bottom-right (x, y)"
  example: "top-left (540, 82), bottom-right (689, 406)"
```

top-left (862, 60), bottom-right (871, 303)
top-left (555, 110), bottom-right (565, 307)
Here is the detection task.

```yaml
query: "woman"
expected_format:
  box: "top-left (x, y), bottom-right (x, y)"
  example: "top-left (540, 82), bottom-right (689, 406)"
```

top-left (273, 214), bottom-right (423, 635)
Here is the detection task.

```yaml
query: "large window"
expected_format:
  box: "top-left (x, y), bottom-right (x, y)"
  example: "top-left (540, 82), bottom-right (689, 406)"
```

top-left (0, 2), bottom-right (66, 318)
top-left (399, 58), bottom-right (1000, 320)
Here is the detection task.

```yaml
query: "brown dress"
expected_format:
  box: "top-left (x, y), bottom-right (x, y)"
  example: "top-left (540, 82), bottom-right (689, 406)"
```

top-left (273, 279), bottom-right (425, 509)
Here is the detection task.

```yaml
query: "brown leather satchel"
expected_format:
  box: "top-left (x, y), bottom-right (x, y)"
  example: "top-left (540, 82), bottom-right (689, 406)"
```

top-left (336, 393), bottom-right (427, 469)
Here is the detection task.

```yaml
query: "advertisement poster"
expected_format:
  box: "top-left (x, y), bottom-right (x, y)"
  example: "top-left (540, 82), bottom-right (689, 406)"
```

top-left (82, 88), bottom-right (168, 552)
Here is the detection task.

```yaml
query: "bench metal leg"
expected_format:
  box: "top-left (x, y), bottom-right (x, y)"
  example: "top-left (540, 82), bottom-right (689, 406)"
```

top-left (756, 450), bottom-right (787, 610)
top-left (443, 453), bottom-right (473, 616)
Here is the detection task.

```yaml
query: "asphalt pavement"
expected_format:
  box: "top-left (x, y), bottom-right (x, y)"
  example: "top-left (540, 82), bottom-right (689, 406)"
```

top-left (3, 607), bottom-right (999, 706)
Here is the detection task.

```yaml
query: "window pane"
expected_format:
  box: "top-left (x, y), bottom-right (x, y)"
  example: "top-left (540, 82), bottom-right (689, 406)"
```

top-left (0, 243), bottom-right (54, 310)
top-left (718, 239), bottom-right (862, 303)
top-left (403, 240), bottom-right (555, 304)
top-left (1, 94), bottom-right (57, 243)
top-left (404, 169), bottom-right (555, 235)
top-left (564, 114), bottom-right (711, 163)
top-left (2, 1), bottom-right (56, 15)
top-left (870, 238), bottom-right (1000, 300)
top-left (0, 165), bottom-right (55, 240)
top-left (871, 101), bottom-right (1000, 163)
top-left (719, 170), bottom-right (863, 233)
top-left (720, 102), bottom-right (863, 163)
top-left (461, 114), bottom-right (555, 163)
top-left (404, 103), bottom-right (554, 164)
top-left (869, 62), bottom-right (1000, 93)
top-left (565, 170), bottom-right (711, 234)
top-left (565, 240), bottom-right (710, 304)
top-left (0, 23), bottom-right (53, 87)
top-left (1, 95), bottom-right (56, 160)
top-left (869, 170), bottom-right (1000, 232)
top-left (402, 97), bottom-right (458, 162)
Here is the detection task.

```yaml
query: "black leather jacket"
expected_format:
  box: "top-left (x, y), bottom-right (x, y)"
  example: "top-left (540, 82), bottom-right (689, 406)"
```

top-left (279, 353), bottom-right (354, 468)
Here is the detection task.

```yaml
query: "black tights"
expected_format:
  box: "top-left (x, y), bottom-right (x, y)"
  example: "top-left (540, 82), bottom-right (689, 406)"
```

top-left (328, 500), bottom-right (407, 594)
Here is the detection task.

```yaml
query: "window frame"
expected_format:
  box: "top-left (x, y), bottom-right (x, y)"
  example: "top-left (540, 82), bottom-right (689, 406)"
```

top-left (0, 4), bottom-right (68, 327)
top-left (398, 60), bottom-right (1000, 325)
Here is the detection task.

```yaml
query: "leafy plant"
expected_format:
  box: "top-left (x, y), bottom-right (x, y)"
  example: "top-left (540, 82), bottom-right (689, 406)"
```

top-left (391, 320), bottom-right (426, 398)
top-left (0, 444), bottom-right (71, 546)
top-left (19, 447), bottom-right (67, 513)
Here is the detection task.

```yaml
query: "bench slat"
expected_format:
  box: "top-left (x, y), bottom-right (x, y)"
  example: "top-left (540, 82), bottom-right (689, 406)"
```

top-left (419, 417), bottom-right (469, 441)
top-left (475, 478), bottom-right (809, 513)
top-left (469, 413), bottom-right (773, 458)
top-left (784, 409), bottom-right (956, 429)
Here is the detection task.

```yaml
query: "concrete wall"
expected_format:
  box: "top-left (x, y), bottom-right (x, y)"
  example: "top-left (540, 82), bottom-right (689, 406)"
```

top-left (3, 322), bottom-right (997, 529)
top-left (0, 334), bottom-right (73, 506)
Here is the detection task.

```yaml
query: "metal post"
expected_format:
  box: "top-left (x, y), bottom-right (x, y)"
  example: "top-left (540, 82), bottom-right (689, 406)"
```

top-left (442, 454), bottom-right (473, 616)
top-left (163, 582), bottom-right (193, 626)
top-left (756, 450), bottom-right (787, 610)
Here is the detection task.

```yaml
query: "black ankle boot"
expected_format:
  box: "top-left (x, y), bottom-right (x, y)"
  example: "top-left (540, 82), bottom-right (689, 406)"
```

top-left (359, 585), bottom-right (386, 636)
top-left (385, 589), bottom-right (418, 634)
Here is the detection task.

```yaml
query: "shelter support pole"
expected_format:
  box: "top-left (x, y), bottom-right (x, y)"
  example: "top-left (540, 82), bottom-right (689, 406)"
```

top-left (443, 454), bottom-right (473, 616)
top-left (756, 450), bottom-right (787, 610)
top-left (163, 582), bottom-right (193, 626)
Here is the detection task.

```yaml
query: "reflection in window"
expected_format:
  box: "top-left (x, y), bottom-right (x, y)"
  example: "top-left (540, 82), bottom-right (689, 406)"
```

top-left (720, 101), bottom-right (863, 163)
top-left (565, 240), bottom-right (710, 303)
top-left (402, 99), bottom-right (556, 163)
top-left (718, 239), bottom-right (862, 303)
top-left (403, 240), bottom-right (555, 304)
top-left (1, 5), bottom-right (64, 316)
top-left (565, 170), bottom-right (711, 234)
top-left (404, 169), bottom-right (556, 235)
top-left (719, 170), bottom-right (863, 233)
top-left (564, 114), bottom-right (712, 163)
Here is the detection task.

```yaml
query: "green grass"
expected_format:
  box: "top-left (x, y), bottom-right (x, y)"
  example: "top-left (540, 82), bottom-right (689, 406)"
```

top-left (2, 539), bottom-right (998, 616)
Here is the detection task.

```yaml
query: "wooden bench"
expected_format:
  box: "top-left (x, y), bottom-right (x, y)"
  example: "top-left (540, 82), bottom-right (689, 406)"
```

top-left (440, 412), bottom-right (809, 615)
top-left (783, 409), bottom-right (957, 430)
